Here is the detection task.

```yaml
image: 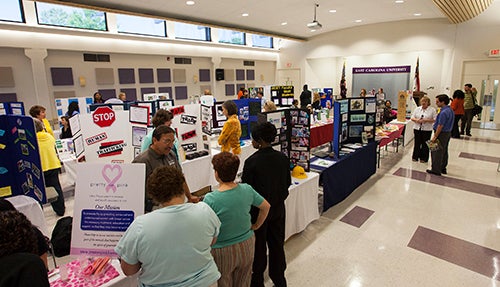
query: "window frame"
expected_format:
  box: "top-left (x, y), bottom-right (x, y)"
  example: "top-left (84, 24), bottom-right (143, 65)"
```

top-left (1, 0), bottom-right (25, 23)
top-left (35, 2), bottom-right (108, 32)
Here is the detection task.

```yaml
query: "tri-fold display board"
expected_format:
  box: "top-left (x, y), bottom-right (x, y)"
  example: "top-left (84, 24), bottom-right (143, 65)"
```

top-left (258, 109), bottom-right (311, 171)
top-left (0, 115), bottom-right (46, 203)
top-left (0, 102), bottom-right (25, 116)
top-left (270, 86), bottom-right (294, 107)
top-left (332, 97), bottom-right (377, 157)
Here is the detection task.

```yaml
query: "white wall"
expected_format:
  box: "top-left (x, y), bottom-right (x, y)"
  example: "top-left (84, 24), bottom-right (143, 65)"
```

top-left (278, 16), bottom-right (500, 102)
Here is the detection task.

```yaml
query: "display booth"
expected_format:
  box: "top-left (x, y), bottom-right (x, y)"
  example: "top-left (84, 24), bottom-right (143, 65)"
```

top-left (332, 97), bottom-right (377, 158)
top-left (55, 97), bottom-right (93, 117)
top-left (0, 115), bottom-right (46, 203)
top-left (258, 109), bottom-right (311, 171)
top-left (0, 101), bottom-right (24, 115)
top-left (235, 98), bottom-right (261, 140)
top-left (270, 85), bottom-right (294, 107)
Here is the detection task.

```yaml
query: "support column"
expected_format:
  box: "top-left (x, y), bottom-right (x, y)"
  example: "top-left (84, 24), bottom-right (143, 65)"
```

top-left (24, 49), bottom-right (52, 119)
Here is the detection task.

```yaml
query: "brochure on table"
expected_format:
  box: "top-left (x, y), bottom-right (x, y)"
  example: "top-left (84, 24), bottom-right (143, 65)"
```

top-left (55, 97), bottom-right (93, 118)
top-left (0, 102), bottom-right (25, 116)
top-left (258, 109), bottom-right (311, 171)
top-left (70, 163), bottom-right (144, 257)
top-left (170, 104), bottom-right (211, 161)
top-left (0, 115), bottom-right (46, 203)
top-left (332, 97), bottom-right (376, 157)
top-left (79, 108), bottom-right (145, 163)
top-left (270, 85), bottom-right (294, 107)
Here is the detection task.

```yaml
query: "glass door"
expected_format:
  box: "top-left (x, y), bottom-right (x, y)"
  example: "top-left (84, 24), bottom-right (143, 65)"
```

top-left (480, 77), bottom-right (499, 123)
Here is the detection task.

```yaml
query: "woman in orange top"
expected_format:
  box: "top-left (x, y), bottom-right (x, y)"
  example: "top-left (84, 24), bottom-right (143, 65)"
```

top-left (450, 89), bottom-right (465, 138)
top-left (218, 100), bottom-right (241, 155)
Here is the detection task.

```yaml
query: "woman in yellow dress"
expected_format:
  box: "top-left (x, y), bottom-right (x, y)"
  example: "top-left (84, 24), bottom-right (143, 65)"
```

top-left (218, 100), bottom-right (241, 155)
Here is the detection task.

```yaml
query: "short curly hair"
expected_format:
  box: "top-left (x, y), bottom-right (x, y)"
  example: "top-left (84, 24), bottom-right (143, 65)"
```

top-left (0, 211), bottom-right (38, 257)
top-left (222, 100), bottom-right (238, 116)
top-left (251, 122), bottom-right (277, 144)
top-left (212, 152), bottom-right (240, 182)
top-left (152, 109), bottom-right (174, 128)
top-left (147, 166), bottom-right (186, 204)
top-left (29, 105), bottom-right (46, 118)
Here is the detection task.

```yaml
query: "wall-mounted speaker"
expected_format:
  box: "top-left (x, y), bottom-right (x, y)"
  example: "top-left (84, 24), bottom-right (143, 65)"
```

top-left (216, 68), bottom-right (224, 81)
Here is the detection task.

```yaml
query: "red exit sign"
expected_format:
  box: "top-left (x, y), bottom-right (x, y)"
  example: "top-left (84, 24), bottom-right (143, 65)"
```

top-left (489, 49), bottom-right (500, 57)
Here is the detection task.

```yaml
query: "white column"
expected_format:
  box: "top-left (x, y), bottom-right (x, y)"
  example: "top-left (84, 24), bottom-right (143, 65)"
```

top-left (24, 49), bottom-right (53, 119)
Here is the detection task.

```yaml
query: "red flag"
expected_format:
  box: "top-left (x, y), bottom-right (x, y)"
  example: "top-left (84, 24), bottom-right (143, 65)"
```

top-left (413, 57), bottom-right (420, 92)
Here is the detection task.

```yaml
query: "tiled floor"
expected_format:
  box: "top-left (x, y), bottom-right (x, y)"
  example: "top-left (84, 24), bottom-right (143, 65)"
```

top-left (43, 127), bottom-right (500, 286)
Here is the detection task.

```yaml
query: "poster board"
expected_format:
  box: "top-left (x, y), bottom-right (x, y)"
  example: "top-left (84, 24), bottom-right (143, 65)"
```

top-left (258, 109), bottom-right (310, 171)
top-left (70, 163), bottom-right (144, 257)
top-left (143, 93), bottom-right (170, 101)
top-left (270, 85), bottom-right (294, 107)
top-left (55, 97), bottom-right (93, 118)
top-left (234, 98), bottom-right (261, 140)
top-left (170, 104), bottom-right (211, 161)
top-left (0, 102), bottom-right (25, 115)
top-left (333, 97), bottom-right (376, 158)
top-left (0, 115), bottom-right (46, 203)
top-left (79, 110), bottom-right (142, 163)
top-left (397, 91), bottom-right (408, 122)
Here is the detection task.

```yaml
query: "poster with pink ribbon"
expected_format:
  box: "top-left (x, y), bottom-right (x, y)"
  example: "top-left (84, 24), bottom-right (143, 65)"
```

top-left (70, 163), bottom-right (145, 257)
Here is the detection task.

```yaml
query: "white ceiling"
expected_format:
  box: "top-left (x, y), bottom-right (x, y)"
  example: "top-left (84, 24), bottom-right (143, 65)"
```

top-left (47, 0), bottom-right (499, 41)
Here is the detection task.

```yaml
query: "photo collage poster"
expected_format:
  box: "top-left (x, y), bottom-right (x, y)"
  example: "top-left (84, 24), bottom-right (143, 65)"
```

top-left (201, 105), bottom-right (213, 135)
top-left (0, 115), bottom-right (46, 203)
top-left (332, 97), bottom-right (376, 157)
top-left (258, 109), bottom-right (311, 172)
top-left (211, 101), bottom-right (226, 130)
top-left (170, 104), bottom-right (210, 162)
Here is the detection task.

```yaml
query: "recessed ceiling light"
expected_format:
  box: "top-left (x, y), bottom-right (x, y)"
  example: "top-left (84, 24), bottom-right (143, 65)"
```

top-left (242, 13), bottom-right (249, 17)
top-left (329, 9), bottom-right (337, 13)
top-left (355, 19), bottom-right (362, 23)
top-left (281, 22), bottom-right (287, 26)
top-left (310, 29), bottom-right (316, 32)
top-left (186, 1), bottom-right (195, 5)
top-left (413, 13), bottom-right (422, 16)
top-left (395, 0), bottom-right (404, 3)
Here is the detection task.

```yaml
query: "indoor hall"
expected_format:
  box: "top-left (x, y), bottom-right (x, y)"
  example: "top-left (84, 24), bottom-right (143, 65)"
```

top-left (41, 127), bottom-right (500, 286)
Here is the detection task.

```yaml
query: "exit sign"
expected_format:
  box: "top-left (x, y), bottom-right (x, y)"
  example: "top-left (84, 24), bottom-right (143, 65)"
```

top-left (489, 49), bottom-right (500, 57)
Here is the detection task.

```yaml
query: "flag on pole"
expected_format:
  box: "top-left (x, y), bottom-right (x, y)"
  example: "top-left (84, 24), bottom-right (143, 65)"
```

top-left (340, 60), bottom-right (347, 99)
top-left (412, 57), bottom-right (420, 92)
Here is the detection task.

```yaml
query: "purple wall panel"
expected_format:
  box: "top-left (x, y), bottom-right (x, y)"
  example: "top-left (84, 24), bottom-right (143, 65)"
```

top-left (246, 69), bottom-right (255, 81)
top-left (236, 69), bottom-right (245, 81)
top-left (199, 69), bottom-right (211, 82)
top-left (98, 89), bottom-right (116, 100)
top-left (158, 87), bottom-right (173, 98)
top-left (225, 84), bottom-right (235, 96)
top-left (138, 68), bottom-right (154, 84)
top-left (175, 86), bottom-right (188, 100)
top-left (50, 67), bottom-right (74, 86)
top-left (141, 87), bottom-right (156, 97)
top-left (118, 68), bottom-right (135, 84)
top-left (0, 93), bottom-right (17, 102)
top-left (120, 88), bottom-right (137, 101)
top-left (157, 69), bottom-right (171, 83)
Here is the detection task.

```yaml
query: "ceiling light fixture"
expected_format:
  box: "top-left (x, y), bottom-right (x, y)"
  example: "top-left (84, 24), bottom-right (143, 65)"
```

top-left (242, 13), bottom-right (249, 17)
top-left (281, 22), bottom-right (288, 26)
top-left (413, 13), bottom-right (422, 16)
top-left (355, 19), bottom-right (362, 23)
top-left (307, 3), bottom-right (322, 30)
top-left (329, 9), bottom-right (337, 13)
top-left (395, 0), bottom-right (404, 3)
top-left (186, 1), bottom-right (195, 5)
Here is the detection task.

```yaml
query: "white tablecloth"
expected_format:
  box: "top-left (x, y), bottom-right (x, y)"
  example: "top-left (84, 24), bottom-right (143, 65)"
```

top-left (285, 172), bottom-right (320, 240)
top-left (6, 195), bottom-right (49, 236)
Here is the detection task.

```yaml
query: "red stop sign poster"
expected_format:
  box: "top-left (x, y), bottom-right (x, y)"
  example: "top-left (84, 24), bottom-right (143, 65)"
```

top-left (93, 106), bottom-right (116, 128)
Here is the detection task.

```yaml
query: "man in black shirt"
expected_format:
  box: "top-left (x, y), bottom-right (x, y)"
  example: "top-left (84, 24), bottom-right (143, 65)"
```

top-left (299, 84), bottom-right (312, 109)
top-left (242, 122), bottom-right (291, 287)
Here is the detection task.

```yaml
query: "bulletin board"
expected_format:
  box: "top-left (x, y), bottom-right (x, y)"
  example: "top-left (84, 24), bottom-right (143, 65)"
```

top-left (270, 85), bottom-right (294, 107)
top-left (0, 115), bottom-right (46, 203)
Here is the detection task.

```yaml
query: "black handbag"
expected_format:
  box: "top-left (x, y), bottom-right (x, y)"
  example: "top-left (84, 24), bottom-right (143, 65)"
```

top-left (471, 95), bottom-right (482, 116)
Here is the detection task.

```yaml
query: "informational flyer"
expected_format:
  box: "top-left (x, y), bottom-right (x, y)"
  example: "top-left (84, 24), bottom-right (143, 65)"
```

top-left (70, 163), bottom-right (145, 257)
